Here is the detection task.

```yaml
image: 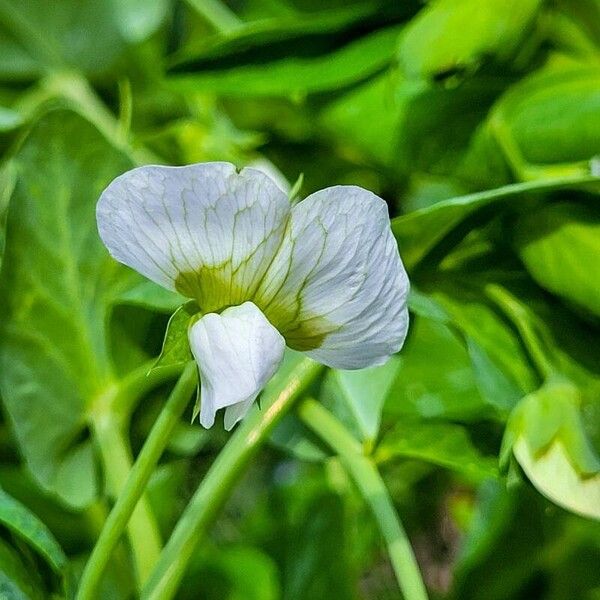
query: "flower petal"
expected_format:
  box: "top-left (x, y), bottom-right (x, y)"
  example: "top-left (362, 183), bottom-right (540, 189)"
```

top-left (188, 302), bottom-right (285, 430)
top-left (255, 186), bottom-right (409, 369)
top-left (97, 162), bottom-right (290, 312)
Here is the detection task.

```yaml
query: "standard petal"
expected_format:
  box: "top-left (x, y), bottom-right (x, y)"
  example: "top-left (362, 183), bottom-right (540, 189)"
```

top-left (97, 162), bottom-right (290, 312)
top-left (255, 186), bottom-right (409, 369)
top-left (188, 302), bottom-right (285, 429)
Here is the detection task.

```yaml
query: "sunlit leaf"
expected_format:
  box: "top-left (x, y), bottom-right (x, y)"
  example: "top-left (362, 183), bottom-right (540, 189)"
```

top-left (398, 0), bottom-right (542, 80)
top-left (168, 25), bottom-right (403, 97)
top-left (503, 377), bottom-right (600, 520)
top-left (376, 421), bottom-right (498, 480)
top-left (0, 486), bottom-right (67, 579)
top-left (0, 109), bottom-right (132, 507)
top-left (321, 358), bottom-right (401, 443)
top-left (384, 316), bottom-right (491, 422)
top-left (392, 175), bottom-right (599, 270)
top-left (515, 201), bottom-right (600, 317)
top-left (0, 538), bottom-right (45, 600)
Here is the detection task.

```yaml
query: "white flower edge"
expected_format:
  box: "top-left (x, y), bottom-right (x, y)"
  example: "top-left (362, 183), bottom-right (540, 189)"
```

top-left (188, 302), bottom-right (286, 430)
top-left (96, 162), bottom-right (290, 312)
top-left (97, 162), bottom-right (411, 428)
top-left (255, 185), bottom-right (410, 368)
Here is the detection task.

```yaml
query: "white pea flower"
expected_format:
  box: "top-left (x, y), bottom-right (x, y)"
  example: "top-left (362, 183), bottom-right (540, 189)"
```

top-left (97, 162), bottom-right (409, 429)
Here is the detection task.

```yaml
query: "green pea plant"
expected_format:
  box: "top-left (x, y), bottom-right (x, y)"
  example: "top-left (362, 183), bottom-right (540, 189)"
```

top-left (0, 1), bottom-right (599, 599)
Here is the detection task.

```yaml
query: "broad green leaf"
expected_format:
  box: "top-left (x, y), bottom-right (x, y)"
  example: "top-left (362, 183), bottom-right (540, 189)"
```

top-left (391, 175), bottom-right (599, 270)
top-left (0, 0), bottom-right (126, 80)
top-left (151, 302), bottom-right (198, 372)
top-left (418, 282), bottom-right (536, 410)
top-left (168, 25), bottom-right (403, 97)
top-left (0, 486), bottom-right (67, 576)
top-left (0, 538), bottom-right (44, 600)
top-left (278, 493), bottom-right (354, 600)
top-left (321, 358), bottom-right (401, 443)
top-left (553, 0), bottom-right (600, 48)
top-left (489, 67), bottom-right (600, 177)
top-left (503, 377), bottom-right (600, 520)
top-left (174, 3), bottom-right (403, 65)
top-left (0, 109), bottom-right (132, 507)
top-left (515, 201), bottom-right (600, 317)
top-left (397, 0), bottom-right (541, 80)
top-left (322, 68), bottom-right (500, 172)
top-left (115, 279), bottom-right (186, 313)
top-left (205, 546), bottom-right (280, 600)
top-left (375, 421), bottom-right (498, 480)
top-left (487, 280), bottom-right (600, 391)
top-left (319, 73), bottom-right (404, 166)
top-left (384, 316), bottom-right (492, 422)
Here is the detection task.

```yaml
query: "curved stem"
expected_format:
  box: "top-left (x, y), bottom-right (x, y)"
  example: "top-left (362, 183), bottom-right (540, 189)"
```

top-left (91, 415), bottom-right (162, 588)
top-left (78, 363), bottom-right (197, 600)
top-left (141, 358), bottom-right (324, 600)
top-left (297, 398), bottom-right (429, 600)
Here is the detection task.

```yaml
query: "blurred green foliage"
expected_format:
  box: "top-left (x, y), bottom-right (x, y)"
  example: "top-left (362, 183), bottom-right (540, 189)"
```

top-left (0, 0), bottom-right (599, 598)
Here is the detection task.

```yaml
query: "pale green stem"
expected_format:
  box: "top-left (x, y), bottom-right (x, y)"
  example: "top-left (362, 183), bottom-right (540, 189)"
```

top-left (297, 398), bottom-right (429, 600)
top-left (485, 284), bottom-right (554, 381)
top-left (78, 363), bottom-right (197, 600)
top-left (85, 361), bottom-right (181, 590)
top-left (141, 359), bottom-right (324, 600)
top-left (117, 78), bottom-right (133, 143)
top-left (91, 414), bottom-right (162, 587)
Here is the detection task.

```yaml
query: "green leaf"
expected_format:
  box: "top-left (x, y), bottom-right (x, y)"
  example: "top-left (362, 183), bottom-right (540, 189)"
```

top-left (151, 301), bottom-right (198, 372)
top-left (278, 493), bottom-right (354, 600)
top-left (115, 279), bottom-right (187, 313)
top-left (489, 67), bottom-right (600, 177)
top-left (504, 377), bottom-right (600, 520)
top-left (375, 421), bottom-right (498, 480)
top-left (515, 201), bottom-right (600, 317)
top-left (206, 546), bottom-right (280, 600)
top-left (321, 358), bottom-right (401, 443)
top-left (114, 0), bottom-right (169, 43)
top-left (168, 25), bottom-right (403, 97)
top-left (514, 439), bottom-right (600, 520)
top-left (0, 538), bottom-right (44, 600)
top-left (0, 105), bottom-right (22, 131)
top-left (0, 109), bottom-right (133, 508)
top-left (0, 486), bottom-right (67, 576)
top-left (319, 73), bottom-right (405, 166)
top-left (384, 316), bottom-right (492, 422)
top-left (0, 0), bottom-right (126, 80)
top-left (419, 282), bottom-right (536, 411)
top-left (320, 67), bottom-right (499, 171)
top-left (391, 174), bottom-right (599, 270)
top-left (397, 0), bottom-right (541, 80)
